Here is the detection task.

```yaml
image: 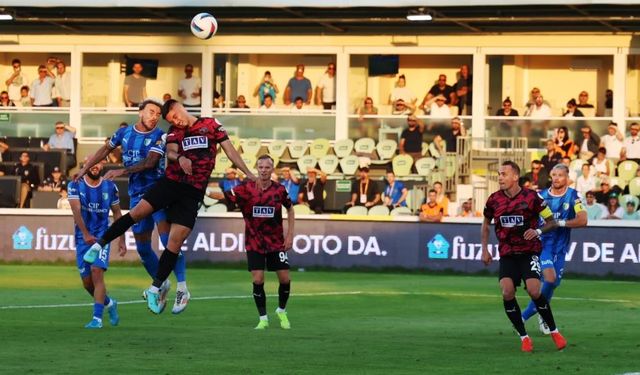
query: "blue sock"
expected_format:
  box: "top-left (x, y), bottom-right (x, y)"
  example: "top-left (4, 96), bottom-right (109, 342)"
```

top-left (174, 252), bottom-right (186, 283)
top-left (103, 295), bottom-right (111, 306)
top-left (136, 241), bottom-right (159, 278)
top-left (93, 303), bottom-right (104, 320)
top-left (159, 232), bottom-right (169, 249)
top-left (541, 280), bottom-right (556, 302)
top-left (522, 299), bottom-right (537, 321)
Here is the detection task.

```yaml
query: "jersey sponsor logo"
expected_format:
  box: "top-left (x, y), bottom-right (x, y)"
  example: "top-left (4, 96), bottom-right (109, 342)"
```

top-left (252, 206), bottom-right (275, 218)
top-left (499, 215), bottom-right (524, 227)
top-left (182, 135), bottom-right (209, 150)
top-left (427, 233), bottom-right (450, 259)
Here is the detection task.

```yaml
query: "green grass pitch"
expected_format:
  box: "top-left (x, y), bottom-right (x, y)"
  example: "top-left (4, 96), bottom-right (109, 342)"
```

top-left (0, 264), bottom-right (639, 375)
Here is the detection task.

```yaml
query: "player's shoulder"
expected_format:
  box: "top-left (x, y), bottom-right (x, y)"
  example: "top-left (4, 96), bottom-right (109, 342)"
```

top-left (486, 190), bottom-right (503, 203)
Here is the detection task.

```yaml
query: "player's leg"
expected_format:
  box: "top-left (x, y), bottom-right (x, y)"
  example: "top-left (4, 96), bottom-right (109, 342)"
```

top-left (129, 192), bottom-right (160, 278)
top-left (248, 252), bottom-right (269, 329)
top-left (154, 214), bottom-right (189, 314)
top-left (85, 243), bottom-right (118, 328)
top-left (522, 244), bottom-right (555, 321)
top-left (270, 251), bottom-right (291, 329)
top-left (498, 256), bottom-right (532, 351)
top-left (77, 240), bottom-right (115, 328)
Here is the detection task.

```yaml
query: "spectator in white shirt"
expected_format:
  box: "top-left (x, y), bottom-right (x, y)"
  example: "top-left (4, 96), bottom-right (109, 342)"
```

top-left (389, 74), bottom-right (417, 107)
top-left (429, 95), bottom-right (452, 118)
top-left (620, 122), bottom-right (640, 163)
top-left (30, 65), bottom-right (55, 107)
top-left (600, 121), bottom-right (624, 160)
top-left (258, 94), bottom-right (276, 112)
top-left (55, 61), bottom-right (71, 107)
top-left (391, 98), bottom-right (415, 116)
top-left (178, 64), bottom-right (201, 108)
top-left (584, 190), bottom-right (607, 220)
top-left (5, 58), bottom-right (28, 103)
top-left (290, 97), bottom-right (307, 113)
top-left (604, 193), bottom-right (624, 220)
top-left (592, 147), bottom-right (610, 177)
top-left (575, 164), bottom-right (597, 198)
top-left (315, 62), bottom-right (336, 110)
top-left (526, 95), bottom-right (552, 118)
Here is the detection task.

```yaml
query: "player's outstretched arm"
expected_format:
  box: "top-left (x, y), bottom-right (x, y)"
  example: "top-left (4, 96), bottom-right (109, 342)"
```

top-left (220, 140), bottom-right (257, 181)
top-left (104, 152), bottom-right (161, 180)
top-left (69, 198), bottom-right (96, 245)
top-left (74, 144), bottom-right (114, 181)
top-left (480, 217), bottom-right (492, 266)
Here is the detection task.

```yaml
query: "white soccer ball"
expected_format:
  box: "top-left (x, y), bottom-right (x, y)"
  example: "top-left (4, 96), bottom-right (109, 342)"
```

top-left (190, 13), bottom-right (218, 40)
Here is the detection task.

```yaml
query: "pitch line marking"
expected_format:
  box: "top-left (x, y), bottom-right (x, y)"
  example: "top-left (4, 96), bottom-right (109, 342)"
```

top-left (0, 290), bottom-right (635, 310)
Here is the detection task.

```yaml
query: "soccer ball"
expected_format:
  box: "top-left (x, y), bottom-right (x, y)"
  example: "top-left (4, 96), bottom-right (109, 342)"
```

top-left (190, 13), bottom-right (218, 40)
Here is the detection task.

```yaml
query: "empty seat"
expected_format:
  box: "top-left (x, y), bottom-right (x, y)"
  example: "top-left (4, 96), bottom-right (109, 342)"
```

top-left (414, 157), bottom-right (437, 176)
top-left (339, 155), bottom-right (359, 176)
top-left (309, 138), bottom-right (331, 159)
top-left (368, 205), bottom-right (390, 216)
top-left (0, 176), bottom-right (21, 207)
top-left (293, 204), bottom-right (312, 215)
top-left (371, 139), bottom-right (397, 165)
top-left (297, 155), bottom-right (318, 174)
top-left (228, 135), bottom-right (241, 151)
top-left (241, 154), bottom-right (257, 170)
top-left (354, 137), bottom-right (375, 156)
top-left (618, 160), bottom-right (639, 183)
top-left (240, 138), bottom-right (262, 156)
top-left (318, 155), bottom-right (339, 175)
top-left (281, 140), bottom-right (308, 163)
top-left (333, 139), bottom-right (354, 158)
top-left (212, 154), bottom-right (233, 177)
top-left (390, 206), bottom-right (412, 216)
top-left (31, 191), bottom-right (61, 209)
top-left (392, 154), bottom-right (414, 177)
top-left (628, 177), bottom-right (640, 196)
top-left (267, 139), bottom-right (287, 158)
top-left (206, 203), bottom-right (228, 213)
top-left (346, 205), bottom-right (368, 216)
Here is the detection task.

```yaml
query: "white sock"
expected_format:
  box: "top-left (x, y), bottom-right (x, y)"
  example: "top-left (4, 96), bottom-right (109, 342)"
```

top-left (259, 315), bottom-right (268, 321)
top-left (520, 335), bottom-right (529, 341)
top-left (177, 281), bottom-right (187, 291)
top-left (551, 329), bottom-right (559, 334)
top-left (149, 285), bottom-right (160, 294)
top-left (276, 307), bottom-right (286, 314)
top-left (93, 317), bottom-right (103, 323)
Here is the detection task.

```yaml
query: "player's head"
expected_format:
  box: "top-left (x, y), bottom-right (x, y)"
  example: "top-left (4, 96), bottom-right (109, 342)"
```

top-left (498, 161), bottom-right (520, 191)
top-left (162, 99), bottom-right (189, 128)
top-left (138, 99), bottom-right (162, 130)
top-left (257, 155), bottom-right (274, 182)
top-left (550, 164), bottom-right (570, 190)
top-left (85, 155), bottom-right (103, 180)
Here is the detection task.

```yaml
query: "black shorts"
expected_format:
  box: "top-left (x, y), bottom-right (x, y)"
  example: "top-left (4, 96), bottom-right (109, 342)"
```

top-left (498, 253), bottom-right (542, 287)
top-left (142, 177), bottom-right (203, 229)
top-left (246, 251), bottom-right (290, 272)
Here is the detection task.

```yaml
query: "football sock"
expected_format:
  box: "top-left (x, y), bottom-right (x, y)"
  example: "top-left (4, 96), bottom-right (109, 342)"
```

top-left (98, 213), bottom-right (135, 246)
top-left (152, 250), bottom-right (179, 288)
top-left (278, 282), bottom-right (290, 310)
top-left (533, 295), bottom-right (557, 331)
top-left (159, 232), bottom-right (169, 248)
top-left (522, 300), bottom-right (537, 321)
top-left (104, 296), bottom-right (111, 307)
top-left (136, 240), bottom-right (159, 278)
top-left (253, 283), bottom-right (267, 316)
top-left (504, 298), bottom-right (527, 337)
top-left (541, 281), bottom-right (556, 301)
top-left (93, 303), bottom-right (104, 320)
top-left (174, 252), bottom-right (187, 283)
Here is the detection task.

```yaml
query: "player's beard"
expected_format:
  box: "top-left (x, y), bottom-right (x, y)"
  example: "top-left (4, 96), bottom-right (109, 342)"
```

top-left (87, 170), bottom-right (101, 180)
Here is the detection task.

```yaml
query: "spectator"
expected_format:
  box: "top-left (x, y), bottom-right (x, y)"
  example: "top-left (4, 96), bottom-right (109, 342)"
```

top-left (434, 117), bottom-right (466, 154)
top-left (575, 164), bottom-right (597, 198)
top-left (455, 64), bottom-right (472, 115)
top-left (258, 94), bottom-right (276, 112)
top-left (383, 170), bottom-right (408, 209)
top-left (178, 63), bottom-right (201, 107)
top-left (0, 140), bottom-right (8, 163)
top-left (123, 62), bottom-right (147, 107)
top-left (563, 99), bottom-right (584, 117)
top-left (18, 86), bottom-right (31, 107)
top-left (524, 87), bottom-right (551, 109)
top-left (595, 179), bottom-right (621, 205)
top-left (554, 126), bottom-right (576, 158)
top-left (54, 61), bottom-right (71, 107)
top-left (419, 189), bottom-right (443, 222)
top-left (0, 90), bottom-right (15, 107)
top-left (344, 166), bottom-right (380, 211)
top-left (592, 147), bottom-right (610, 177)
top-left (211, 168), bottom-right (242, 211)
top-left (604, 192), bottom-right (623, 219)
top-left (357, 97), bottom-right (378, 117)
top-left (315, 62), bottom-right (336, 110)
top-left (584, 190), bottom-right (607, 220)
top-left (576, 91), bottom-right (595, 109)
top-left (253, 70), bottom-right (279, 106)
top-left (357, 97), bottom-right (379, 138)
top-left (391, 98), bottom-right (415, 116)
top-left (30, 65), bottom-right (55, 107)
top-left (162, 93), bottom-right (172, 102)
top-left (495, 97), bottom-right (519, 116)
top-left (38, 166), bottom-right (67, 192)
top-left (284, 64), bottom-right (312, 105)
top-left (13, 151), bottom-right (40, 208)
top-left (519, 176), bottom-right (532, 189)
top-left (419, 74), bottom-right (456, 112)
top-left (46, 56), bottom-right (59, 76)
top-left (620, 122), bottom-right (640, 163)
top-left (42, 121), bottom-right (77, 172)
top-left (524, 160), bottom-right (549, 191)
top-left (604, 89), bottom-right (613, 112)
top-left (600, 122), bottom-right (624, 160)
top-left (213, 90), bottom-right (225, 108)
top-left (389, 74), bottom-right (417, 108)
top-left (525, 95), bottom-right (552, 118)
top-left (429, 95), bottom-right (452, 118)
top-left (399, 115), bottom-right (425, 160)
top-left (232, 95), bottom-right (250, 111)
top-left (622, 201), bottom-right (640, 220)
top-left (280, 167), bottom-right (300, 205)
top-left (57, 189), bottom-right (70, 209)
top-left (290, 97), bottom-right (307, 113)
top-left (457, 198), bottom-right (481, 217)
top-left (299, 168), bottom-right (327, 214)
top-left (541, 139), bottom-right (562, 173)
top-left (560, 156), bottom-right (576, 187)
top-left (575, 125), bottom-right (601, 161)
top-left (5, 58), bottom-right (27, 103)
top-left (433, 181), bottom-right (450, 216)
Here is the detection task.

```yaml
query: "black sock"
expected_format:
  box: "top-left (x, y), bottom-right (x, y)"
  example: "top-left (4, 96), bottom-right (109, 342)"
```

top-left (504, 298), bottom-right (527, 336)
top-left (98, 213), bottom-right (135, 246)
top-left (252, 283), bottom-right (267, 316)
top-left (152, 250), bottom-right (179, 288)
top-left (533, 295), bottom-right (557, 331)
top-left (278, 282), bottom-right (290, 310)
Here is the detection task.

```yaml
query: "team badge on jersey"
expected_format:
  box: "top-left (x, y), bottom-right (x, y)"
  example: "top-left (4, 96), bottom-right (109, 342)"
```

top-left (253, 206), bottom-right (275, 218)
top-left (500, 215), bottom-right (524, 227)
top-left (182, 135), bottom-right (209, 150)
top-left (563, 202), bottom-right (570, 211)
top-left (103, 192), bottom-right (109, 201)
top-left (198, 127), bottom-right (208, 135)
top-left (144, 138), bottom-right (152, 146)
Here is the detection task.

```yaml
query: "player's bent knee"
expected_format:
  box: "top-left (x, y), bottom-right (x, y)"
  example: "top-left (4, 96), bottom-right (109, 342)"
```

top-left (130, 200), bottom-right (154, 221)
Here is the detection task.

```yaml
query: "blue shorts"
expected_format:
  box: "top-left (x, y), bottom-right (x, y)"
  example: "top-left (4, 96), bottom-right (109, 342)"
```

top-left (76, 237), bottom-right (110, 279)
top-left (130, 192), bottom-right (167, 234)
top-left (540, 242), bottom-right (566, 280)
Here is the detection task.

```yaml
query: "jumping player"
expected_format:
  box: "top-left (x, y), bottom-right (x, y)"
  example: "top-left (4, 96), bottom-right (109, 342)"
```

top-left (68, 160), bottom-right (125, 328)
top-left (82, 99), bottom-right (257, 314)
top-left (213, 155), bottom-right (295, 329)
top-left (76, 100), bottom-right (187, 313)
top-left (481, 161), bottom-right (567, 352)
top-left (522, 164), bottom-right (587, 333)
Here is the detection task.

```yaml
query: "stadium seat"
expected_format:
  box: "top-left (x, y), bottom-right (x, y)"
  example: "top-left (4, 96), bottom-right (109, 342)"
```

top-left (346, 205), bottom-right (368, 216)
top-left (241, 154), bottom-right (257, 171)
top-left (267, 139), bottom-right (287, 158)
top-left (405, 187), bottom-right (425, 213)
top-left (206, 203), bottom-right (228, 213)
top-left (428, 142), bottom-right (442, 158)
top-left (619, 194), bottom-right (640, 209)
top-left (608, 176), bottom-right (626, 189)
top-left (333, 139), bottom-right (354, 158)
top-left (212, 153), bottom-right (233, 177)
top-left (293, 204), bottom-right (312, 215)
top-left (421, 142), bottom-right (429, 157)
top-left (628, 177), bottom-right (640, 196)
top-left (280, 140), bottom-right (308, 163)
top-left (240, 138), bottom-right (262, 156)
top-left (228, 135), bottom-right (241, 151)
top-left (0, 176), bottom-right (21, 208)
top-left (354, 138), bottom-right (375, 156)
top-left (392, 154), bottom-right (413, 177)
top-left (318, 154), bottom-right (340, 175)
top-left (31, 191), bottom-right (60, 209)
top-left (309, 138), bottom-right (331, 159)
top-left (617, 160), bottom-right (638, 183)
top-left (372, 139), bottom-right (397, 166)
top-left (268, 154), bottom-right (280, 169)
top-left (414, 157), bottom-right (437, 177)
top-left (297, 155), bottom-right (318, 174)
top-left (339, 155), bottom-right (359, 176)
top-left (368, 205), bottom-right (389, 216)
top-left (390, 206), bottom-right (412, 216)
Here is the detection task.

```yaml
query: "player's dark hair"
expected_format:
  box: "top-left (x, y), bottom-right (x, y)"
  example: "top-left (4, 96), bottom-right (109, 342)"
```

top-left (257, 154), bottom-right (274, 165)
top-left (502, 160), bottom-right (521, 176)
top-left (264, 94), bottom-right (273, 100)
top-left (139, 99), bottom-right (162, 112)
top-left (161, 99), bottom-right (179, 119)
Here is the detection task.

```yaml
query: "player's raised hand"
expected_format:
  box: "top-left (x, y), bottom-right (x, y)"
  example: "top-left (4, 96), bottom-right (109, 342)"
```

top-left (523, 228), bottom-right (539, 241)
top-left (104, 169), bottom-right (125, 180)
top-left (72, 169), bottom-right (86, 182)
top-left (178, 155), bottom-right (192, 175)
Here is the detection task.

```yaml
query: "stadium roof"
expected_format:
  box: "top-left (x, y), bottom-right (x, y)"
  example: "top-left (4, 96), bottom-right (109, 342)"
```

top-left (1, 3), bottom-right (640, 35)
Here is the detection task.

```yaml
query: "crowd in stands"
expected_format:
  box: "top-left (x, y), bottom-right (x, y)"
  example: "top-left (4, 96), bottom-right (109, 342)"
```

top-left (3, 57), bottom-right (70, 108)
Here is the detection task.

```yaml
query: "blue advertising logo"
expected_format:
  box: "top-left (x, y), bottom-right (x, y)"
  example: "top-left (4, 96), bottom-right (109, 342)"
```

top-left (12, 226), bottom-right (34, 250)
top-left (427, 234), bottom-right (450, 259)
